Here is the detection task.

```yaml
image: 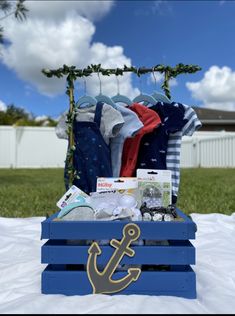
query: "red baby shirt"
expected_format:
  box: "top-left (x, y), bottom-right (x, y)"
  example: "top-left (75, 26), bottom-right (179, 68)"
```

top-left (120, 103), bottom-right (161, 177)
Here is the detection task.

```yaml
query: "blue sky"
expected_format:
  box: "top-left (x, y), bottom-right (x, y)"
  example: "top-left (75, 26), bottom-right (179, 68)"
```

top-left (1, 0), bottom-right (235, 118)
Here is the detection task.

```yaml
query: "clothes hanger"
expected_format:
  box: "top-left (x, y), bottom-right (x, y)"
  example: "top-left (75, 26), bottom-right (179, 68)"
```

top-left (95, 71), bottom-right (117, 109)
top-left (151, 68), bottom-right (171, 104)
top-left (152, 91), bottom-right (171, 103)
top-left (76, 78), bottom-right (97, 108)
top-left (111, 73), bottom-right (132, 106)
top-left (142, 69), bottom-right (171, 106)
top-left (132, 68), bottom-right (158, 106)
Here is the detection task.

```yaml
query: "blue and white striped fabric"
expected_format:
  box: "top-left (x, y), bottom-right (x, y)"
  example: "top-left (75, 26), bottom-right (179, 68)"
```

top-left (166, 104), bottom-right (202, 203)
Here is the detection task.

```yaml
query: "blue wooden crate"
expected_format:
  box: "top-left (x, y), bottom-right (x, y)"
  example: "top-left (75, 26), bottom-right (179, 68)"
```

top-left (41, 208), bottom-right (197, 298)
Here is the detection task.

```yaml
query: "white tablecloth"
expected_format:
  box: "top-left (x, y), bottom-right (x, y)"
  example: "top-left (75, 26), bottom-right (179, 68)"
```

top-left (0, 212), bottom-right (235, 314)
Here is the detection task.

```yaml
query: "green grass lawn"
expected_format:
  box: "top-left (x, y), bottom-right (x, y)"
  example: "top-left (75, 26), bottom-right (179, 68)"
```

top-left (0, 168), bottom-right (234, 218)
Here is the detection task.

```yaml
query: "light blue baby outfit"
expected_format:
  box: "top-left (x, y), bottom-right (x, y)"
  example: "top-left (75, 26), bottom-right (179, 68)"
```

top-left (110, 104), bottom-right (143, 177)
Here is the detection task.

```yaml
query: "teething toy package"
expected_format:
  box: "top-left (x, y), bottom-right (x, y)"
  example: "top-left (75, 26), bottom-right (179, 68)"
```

top-left (88, 191), bottom-right (120, 214)
top-left (96, 177), bottom-right (138, 197)
top-left (88, 190), bottom-right (141, 221)
top-left (137, 169), bottom-right (172, 208)
top-left (56, 185), bottom-right (89, 209)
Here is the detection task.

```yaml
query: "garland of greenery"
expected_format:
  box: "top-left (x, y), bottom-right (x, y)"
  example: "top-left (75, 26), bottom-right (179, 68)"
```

top-left (42, 63), bottom-right (201, 187)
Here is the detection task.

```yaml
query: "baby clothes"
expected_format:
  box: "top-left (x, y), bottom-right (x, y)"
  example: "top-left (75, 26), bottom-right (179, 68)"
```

top-left (110, 104), bottom-right (143, 177)
top-left (55, 112), bottom-right (69, 140)
top-left (120, 103), bottom-right (161, 177)
top-left (166, 103), bottom-right (202, 203)
top-left (55, 103), bottom-right (125, 145)
top-left (136, 102), bottom-right (188, 171)
top-left (71, 102), bottom-right (113, 194)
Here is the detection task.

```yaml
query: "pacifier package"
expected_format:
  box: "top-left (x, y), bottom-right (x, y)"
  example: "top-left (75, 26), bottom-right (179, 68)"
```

top-left (88, 191), bottom-right (120, 217)
top-left (88, 190), bottom-right (141, 221)
top-left (56, 185), bottom-right (89, 209)
top-left (137, 169), bottom-right (172, 208)
top-left (96, 177), bottom-right (138, 197)
top-left (95, 178), bottom-right (140, 221)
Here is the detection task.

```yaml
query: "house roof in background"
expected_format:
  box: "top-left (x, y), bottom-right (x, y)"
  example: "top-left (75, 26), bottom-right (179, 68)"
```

top-left (193, 107), bottom-right (235, 124)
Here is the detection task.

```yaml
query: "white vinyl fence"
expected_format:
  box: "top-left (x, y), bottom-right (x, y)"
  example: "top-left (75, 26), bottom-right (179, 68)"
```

top-left (0, 126), bottom-right (67, 168)
top-left (181, 132), bottom-right (235, 167)
top-left (0, 126), bottom-right (235, 168)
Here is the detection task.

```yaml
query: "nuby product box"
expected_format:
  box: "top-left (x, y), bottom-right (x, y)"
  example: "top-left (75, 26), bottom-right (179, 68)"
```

top-left (96, 177), bottom-right (138, 197)
top-left (137, 169), bottom-right (172, 208)
top-left (56, 185), bottom-right (89, 209)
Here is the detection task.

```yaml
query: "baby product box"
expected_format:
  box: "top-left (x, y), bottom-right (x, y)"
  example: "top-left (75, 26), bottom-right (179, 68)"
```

top-left (137, 169), bottom-right (172, 208)
top-left (56, 185), bottom-right (89, 209)
top-left (96, 177), bottom-right (138, 197)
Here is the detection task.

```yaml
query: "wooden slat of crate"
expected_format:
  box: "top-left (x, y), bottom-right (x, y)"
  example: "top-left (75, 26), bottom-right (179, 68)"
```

top-left (41, 209), bottom-right (196, 240)
top-left (41, 264), bottom-right (196, 298)
top-left (41, 240), bottom-right (195, 265)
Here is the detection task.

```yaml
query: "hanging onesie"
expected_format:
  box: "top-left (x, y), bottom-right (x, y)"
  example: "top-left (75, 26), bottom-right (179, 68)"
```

top-left (56, 102), bottom-right (124, 191)
top-left (110, 104), bottom-right (143, 177)
top-left (55, 103), bottom-right (124, 145)
top-left (65, 102), bottom-right (124, 194)
top-left (120, 103), bottom-right (161, 177)
top-left (166, 103), bottom-right (202, 203)
top-left (136, 102), bottom-right (188, 171)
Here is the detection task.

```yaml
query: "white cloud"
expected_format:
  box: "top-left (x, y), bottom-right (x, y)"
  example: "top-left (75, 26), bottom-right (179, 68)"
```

top-left (26, 0), bottom-right (114, 22)
top-left (186, 66), bottom-right (235, 111)
top-left (0, 0), bottom-right (139, 99)
top-left (0, 100), bottom-right (7, 112)
top-left (1, 14), bottom-right (96, 95)
top-left (85, 43), bottom-right (139, 99)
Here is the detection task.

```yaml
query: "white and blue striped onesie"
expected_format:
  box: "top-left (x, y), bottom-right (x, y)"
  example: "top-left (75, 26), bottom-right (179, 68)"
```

top-left (166, 104), bottom-right (202, 203)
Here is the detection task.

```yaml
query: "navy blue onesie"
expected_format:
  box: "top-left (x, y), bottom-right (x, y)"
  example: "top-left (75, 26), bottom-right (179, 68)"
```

top-left (68, 102), bottom-right (113, 194)
top-left (136, 102), bottom-right (188, 171)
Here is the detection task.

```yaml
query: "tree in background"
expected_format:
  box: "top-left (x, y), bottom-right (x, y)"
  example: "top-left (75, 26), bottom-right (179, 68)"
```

top-left (0, 104), bottom-right (57, 127)
top-left (0, 2), bottom-right (57, 127)
top-left (0, 0), bottom-right (28, 43)
top-left (0, 104), bottom-right (28, 125)
top-left (0, 2), bottom-right (56, 127)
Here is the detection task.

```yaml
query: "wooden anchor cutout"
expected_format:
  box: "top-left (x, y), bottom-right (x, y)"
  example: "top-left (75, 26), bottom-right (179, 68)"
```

top-left (87, 223), bottom-right (141, 294)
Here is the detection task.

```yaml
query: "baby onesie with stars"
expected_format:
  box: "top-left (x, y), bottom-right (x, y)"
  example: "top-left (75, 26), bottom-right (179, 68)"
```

top-left (66, 102), bottom-right (124, 193)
